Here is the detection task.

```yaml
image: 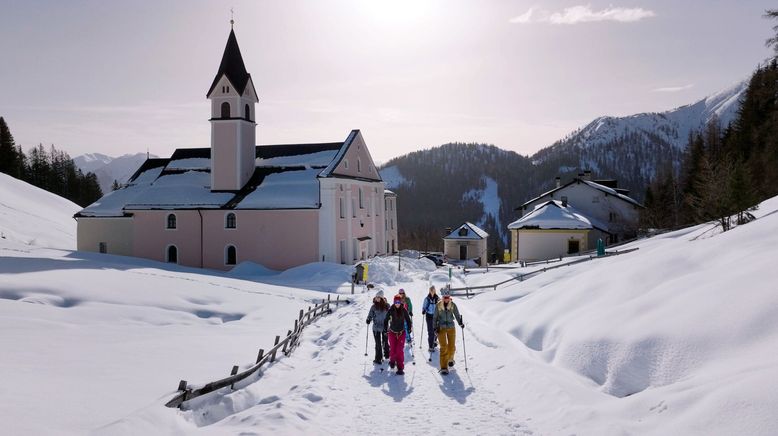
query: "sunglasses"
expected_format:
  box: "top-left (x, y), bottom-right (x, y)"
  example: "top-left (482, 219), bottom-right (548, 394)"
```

top-left (443, 296), bottom-right (451, 300)
top-left (394, 301), bottom-right (402, 304)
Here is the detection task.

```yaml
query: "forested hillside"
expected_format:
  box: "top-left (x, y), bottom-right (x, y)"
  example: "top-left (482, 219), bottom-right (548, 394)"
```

top-left (0, 117), bottom-right (102, 207)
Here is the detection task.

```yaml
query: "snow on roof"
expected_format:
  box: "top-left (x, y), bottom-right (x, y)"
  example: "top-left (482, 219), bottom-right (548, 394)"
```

top-left (580, 180), bottom-right (642, 207)
top-left (256, 150), bottom-right (338, 169)
top-left (236, 168), bottom-right (320, 209)
top-left (384, 189), bottom-right (396, 196)
top-left (125, 171), bottom-right (233, 210)
top-left (508, 200), bottom-right (609, 231)
top-left (444, 222), bottom-right (489, 240)
top-left (319, 130), bottom-right (357, 177)
top-left (519, 178), bottom-right (641, 209)
top-left (165, 158), bottom-right (211, 171)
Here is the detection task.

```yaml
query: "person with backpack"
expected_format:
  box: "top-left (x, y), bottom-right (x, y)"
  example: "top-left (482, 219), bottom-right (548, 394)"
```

top-left (383, 294), bottom-right (413, 375)
top-left (421, 285), bottom-right (440, 352)
top-left (366, 290), bottom-right (390, 364)
top-left (398, 288), bottom-right (414, 344)
top-left (433, 288), bottom-right (464, 375)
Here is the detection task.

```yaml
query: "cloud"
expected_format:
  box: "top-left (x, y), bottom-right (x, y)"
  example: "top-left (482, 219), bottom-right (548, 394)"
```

top-left (652, 84), bottom-right (694, 93)
top-left (509, 5), bottom-right (656, 25)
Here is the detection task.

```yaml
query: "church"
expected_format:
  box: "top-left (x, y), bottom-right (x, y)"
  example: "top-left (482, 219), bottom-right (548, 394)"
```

top-left (74, 27), bottom-right (397, 271)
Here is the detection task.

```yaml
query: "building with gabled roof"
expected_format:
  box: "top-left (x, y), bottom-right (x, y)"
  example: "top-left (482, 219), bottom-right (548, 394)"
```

top-left (74, 27), bottom-right (397, 271)
top-left (443, 222), bottom-right (489, 267)
top-left (508, 200), bottom-right (609, 262)
top-left (515, 171), bottom-right (642, 245)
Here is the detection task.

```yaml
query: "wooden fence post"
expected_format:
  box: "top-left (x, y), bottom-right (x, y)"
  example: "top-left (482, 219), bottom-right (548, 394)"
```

top-left (230, 365), bottom-right (239, 389)
top-left (327, 294), bottom-right (331, 311)
top-left (178, 380), bottom-right (187, 391)
top-left (256, 349), bottom-right (264, 364)
top-left (271, 335), bottom-right (280, 362)
top-left (283, 330), bottom-right (292, 355)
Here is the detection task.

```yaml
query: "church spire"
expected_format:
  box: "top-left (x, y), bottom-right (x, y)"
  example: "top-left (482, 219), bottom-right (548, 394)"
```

top-left (206, 27), bottom-right (251, 97)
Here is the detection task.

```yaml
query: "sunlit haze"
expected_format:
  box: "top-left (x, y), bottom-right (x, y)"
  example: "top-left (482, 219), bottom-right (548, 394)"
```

top-left (0, 0), bottom-right (773, 162)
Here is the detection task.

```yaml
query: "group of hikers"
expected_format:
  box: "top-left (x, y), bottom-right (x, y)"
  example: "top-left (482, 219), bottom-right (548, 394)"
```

top-left (366, 285), bottom-right (464, 376)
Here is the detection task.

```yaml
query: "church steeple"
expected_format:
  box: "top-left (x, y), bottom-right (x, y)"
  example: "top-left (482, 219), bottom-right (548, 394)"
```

top-left (206, 29), bottom-right (253, 98)
top-left (208, 26), bottom-right (258, 192)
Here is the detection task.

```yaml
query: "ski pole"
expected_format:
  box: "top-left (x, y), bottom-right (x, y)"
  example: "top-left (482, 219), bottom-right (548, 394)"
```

top-left (420, 313), bottom-right (425, 350)
top-left (364, 326), bottom-right (369, 357)
top-left (461, 316), bottom-right (468, 372)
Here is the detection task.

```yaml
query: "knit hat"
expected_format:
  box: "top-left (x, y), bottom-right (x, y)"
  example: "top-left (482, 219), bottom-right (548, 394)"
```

top-left (393, 294), bottom-right (404, 304)
top-left (441, 288), bottom-right (451, 297)
top-left (375, 290), bottom-right (384, 299)
top-left (398, 288), bottom-right (405, 294)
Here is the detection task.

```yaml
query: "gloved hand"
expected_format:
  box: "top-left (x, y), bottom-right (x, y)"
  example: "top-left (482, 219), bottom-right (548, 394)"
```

top-left (460, 322), bottom-right (465, 328)
top-left (366, 319), bottom-right (370, 325)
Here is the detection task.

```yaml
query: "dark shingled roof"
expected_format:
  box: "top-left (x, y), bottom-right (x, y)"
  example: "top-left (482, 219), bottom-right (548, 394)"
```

top-left (255, 142), bottom-right (343, 159)
top-left (207, 29), bottom-right (252, 97)
top-left (126, 158), bottom-right (169, 184)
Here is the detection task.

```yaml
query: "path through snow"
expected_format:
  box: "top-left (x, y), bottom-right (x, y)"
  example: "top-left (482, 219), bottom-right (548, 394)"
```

top-left (177, 281), bottom-right (536, 435)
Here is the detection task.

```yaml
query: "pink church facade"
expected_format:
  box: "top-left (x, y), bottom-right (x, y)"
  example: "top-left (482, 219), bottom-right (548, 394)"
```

top-left (75, 29), bottom-right (397, 271)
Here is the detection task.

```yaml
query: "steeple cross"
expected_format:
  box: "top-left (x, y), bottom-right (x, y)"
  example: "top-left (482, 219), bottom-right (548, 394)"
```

top-left (230, 8), bottom-right (234, 29)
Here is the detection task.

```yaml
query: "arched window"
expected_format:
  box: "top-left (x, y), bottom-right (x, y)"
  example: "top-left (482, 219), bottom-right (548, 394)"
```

top-left (221, 102), bottom-right (231, 118)
top-left (166, 245), bottom-right (178, 263)
top-left (359, 188), bottom-right (364, 209)
top-left (166, 213), bottom-right (177, 229)
top-left (225, 245), bottom-right (237, 265)
top-left (225, 212), bottom-right (236, 229)
top-left (244, 104), bottom-right (251, 121)
top-left (458, 227), bottom-right (468, 237)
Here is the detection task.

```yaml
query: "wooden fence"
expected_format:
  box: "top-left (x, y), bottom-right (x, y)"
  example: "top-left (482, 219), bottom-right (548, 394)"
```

top-left (165, 294), bottom-right (351, 409)
top-left (446, 248), bottom-right (639, 298)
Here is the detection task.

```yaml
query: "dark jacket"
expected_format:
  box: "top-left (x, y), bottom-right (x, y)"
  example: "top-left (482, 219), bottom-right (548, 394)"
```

top-left (383, 304), bottom-right (412, 334)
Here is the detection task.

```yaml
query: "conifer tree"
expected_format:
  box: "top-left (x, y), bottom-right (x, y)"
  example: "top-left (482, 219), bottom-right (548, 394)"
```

top-left (0, 117), bottom-right (20, 177)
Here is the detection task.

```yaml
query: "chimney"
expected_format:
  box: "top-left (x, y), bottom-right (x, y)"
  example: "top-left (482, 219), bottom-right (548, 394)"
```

top-left (583, 170), bottom-right (592, 181)
top-left (561, 196), bottom-right (568, 207)
top-left (555, 176), bottom-right (561, 188)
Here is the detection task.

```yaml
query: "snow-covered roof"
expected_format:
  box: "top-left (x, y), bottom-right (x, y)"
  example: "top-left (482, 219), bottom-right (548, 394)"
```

top-left (518, 178), bottom-right (642, 210)
top-left (76, 136), bottom-right (359, 217)
top-left (235, 169), bottom-right (321, 209)
top-left (508, 200), bottom-right (609, 232)
top-left (384, 189), bottom-right (396, 196)
top-left (444, 222), bottom-right (489, 240)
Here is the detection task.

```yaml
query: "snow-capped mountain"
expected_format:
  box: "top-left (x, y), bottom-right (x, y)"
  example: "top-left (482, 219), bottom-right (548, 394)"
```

top-left (74, 152), bottom-right (155, 193)
top-left (531, 80), bottom-right (748, 192)
top-left (381, 80), bottom-right (749, 253)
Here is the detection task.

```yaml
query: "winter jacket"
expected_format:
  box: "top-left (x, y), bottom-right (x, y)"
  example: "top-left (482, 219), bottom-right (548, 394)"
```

top-left (401, 296), bottom-right (413, 316)
top-left (422, 294), bottom-right (440, 315)
top-left (383, 305), bottom-right (412, 334)
top-left (366, 305), bottom-right (389, 332)
top-left (433, 300), bottom-right (462, 330)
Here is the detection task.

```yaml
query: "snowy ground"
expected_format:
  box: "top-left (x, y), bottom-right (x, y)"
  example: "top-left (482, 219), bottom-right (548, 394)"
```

top-left (2, 173), bottom-right (778, 435)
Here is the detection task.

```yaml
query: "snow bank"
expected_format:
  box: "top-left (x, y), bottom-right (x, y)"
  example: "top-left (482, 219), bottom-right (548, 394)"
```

top-left (0, 172), bottom-right (79, 249)
top-left (469, 195), bottom-right (778, 434)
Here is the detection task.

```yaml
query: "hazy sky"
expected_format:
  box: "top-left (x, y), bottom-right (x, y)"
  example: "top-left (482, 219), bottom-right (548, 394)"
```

top-left (0, 0), bottom-right (774, 163)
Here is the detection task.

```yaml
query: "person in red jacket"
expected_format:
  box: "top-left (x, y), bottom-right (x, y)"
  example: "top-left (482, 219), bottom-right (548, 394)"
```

top-left (383, 294), bottom-right (413, 375)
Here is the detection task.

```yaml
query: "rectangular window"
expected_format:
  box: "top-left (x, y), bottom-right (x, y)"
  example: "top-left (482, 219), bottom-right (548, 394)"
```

top-left (98, 242), bottom-right (107, 253)
top-left (340, 240), bottom-right (346, 264)
top-left (353, 239), bottom-right (358, 261)
top-left (352, 198), bottom-right (356, 218)
top-left (339, 197), bottom-right (345, 219)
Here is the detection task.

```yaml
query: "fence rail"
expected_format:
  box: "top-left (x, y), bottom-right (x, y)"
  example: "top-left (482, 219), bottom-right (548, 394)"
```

top-left (165, 294), bottom-right (351, 409)
top-left (447, 248), bottom-right (639, 298)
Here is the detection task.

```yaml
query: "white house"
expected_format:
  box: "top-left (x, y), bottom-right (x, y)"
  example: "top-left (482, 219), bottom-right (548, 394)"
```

top-left (508, 200), bottom-right (609, 262)
top-left (384, 189), bottom-right (398, 253)
top-left (74, 27), bottom-right (396, 271)
top-left (516, 171), bottom-right (642, 244)
top-left (509, 171), bottom-right (642, 262)
top-left (443, 222), bottom-right (489, 267)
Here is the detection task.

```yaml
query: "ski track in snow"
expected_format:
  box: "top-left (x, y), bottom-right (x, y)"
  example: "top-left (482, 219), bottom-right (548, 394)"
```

top-left (183, 281), bottom-right (534, 435)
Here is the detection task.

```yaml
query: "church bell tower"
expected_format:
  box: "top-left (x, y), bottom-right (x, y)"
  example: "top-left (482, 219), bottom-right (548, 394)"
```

top-left (207, 25), bottom-right (258, 191)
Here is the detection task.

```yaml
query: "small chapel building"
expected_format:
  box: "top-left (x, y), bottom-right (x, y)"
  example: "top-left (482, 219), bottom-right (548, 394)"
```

top-left (74, 28), bottom-right (397, 271)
